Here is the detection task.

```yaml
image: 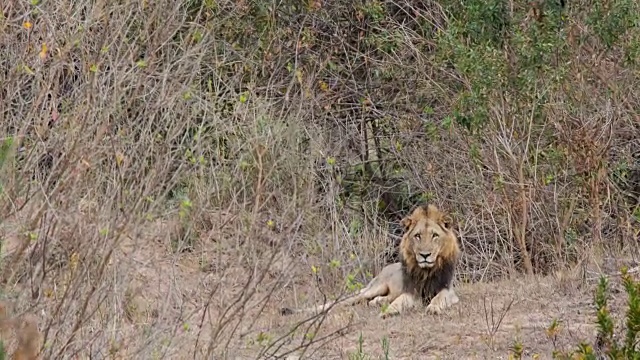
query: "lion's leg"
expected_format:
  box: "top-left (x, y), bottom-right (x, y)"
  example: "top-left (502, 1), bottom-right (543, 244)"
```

top-left (379, 292), bottom-right (418, 319)
top-left (281, 277), bottom-right (389, 315)
top-left (307, 272), bottom-right (395, 312)
top-left (425, 288), bottom-right (458, 315)
top-left (347, 280), bottom-right (389, 307)
top-left (317, 279), bottom-right (390, 312)
top-left (367, 272), bottom-right (405, 307)
top-left (447, 288), bottom-right (460, 306)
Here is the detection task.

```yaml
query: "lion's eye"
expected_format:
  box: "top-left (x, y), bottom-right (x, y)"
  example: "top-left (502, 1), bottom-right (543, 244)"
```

top-left (432, 233), bottom-right (439, 240)
top-left (414, 233), bottom-right (421, 240)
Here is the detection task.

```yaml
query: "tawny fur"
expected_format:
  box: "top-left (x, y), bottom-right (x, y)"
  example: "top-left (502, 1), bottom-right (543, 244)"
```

top-left (280, 203), bottom-right (461, 318)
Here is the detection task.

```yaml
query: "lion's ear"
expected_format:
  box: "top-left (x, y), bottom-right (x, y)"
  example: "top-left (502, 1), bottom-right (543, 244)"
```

top-left (441, 214), bottom-right (454, 230)
top-left (425, 204), bottom-right (442, 220)
top-left (401, 215), bottom-right (413, 230)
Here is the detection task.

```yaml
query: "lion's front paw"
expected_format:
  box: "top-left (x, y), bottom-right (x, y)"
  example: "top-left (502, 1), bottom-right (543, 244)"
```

top-left (425, 303), bottom-right (443, 315)
top-left (425, 289), bottom-right (456, 315)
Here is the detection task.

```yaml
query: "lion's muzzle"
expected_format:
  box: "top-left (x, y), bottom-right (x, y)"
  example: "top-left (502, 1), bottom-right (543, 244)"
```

top-left (416, 251), bottom-right (436, 268)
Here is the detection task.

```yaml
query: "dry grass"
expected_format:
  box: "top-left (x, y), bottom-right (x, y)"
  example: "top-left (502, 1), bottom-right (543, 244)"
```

top-left (0, 0), bottom-right (638, 359)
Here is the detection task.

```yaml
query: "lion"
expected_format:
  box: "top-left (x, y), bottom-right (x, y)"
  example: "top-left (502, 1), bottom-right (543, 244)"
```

top-left (280, 204), bottom-right (461, 318)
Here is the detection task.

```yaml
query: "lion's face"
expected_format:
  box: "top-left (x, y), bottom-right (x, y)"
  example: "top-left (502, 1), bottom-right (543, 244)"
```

top-left (400, 205), bottom-right (459, 270)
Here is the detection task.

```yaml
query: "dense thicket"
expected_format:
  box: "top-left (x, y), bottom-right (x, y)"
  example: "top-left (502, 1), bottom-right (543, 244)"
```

top-left (2, 0), bottom-right (639, 310)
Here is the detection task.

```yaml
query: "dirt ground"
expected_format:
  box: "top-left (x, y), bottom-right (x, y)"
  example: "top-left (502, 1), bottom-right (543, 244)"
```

top-left (232, 269), bottom-right (633, 360)
top-left (3, 217), bottom-right (634, 359)
top-left (98, 232), bottom-right (636, 360)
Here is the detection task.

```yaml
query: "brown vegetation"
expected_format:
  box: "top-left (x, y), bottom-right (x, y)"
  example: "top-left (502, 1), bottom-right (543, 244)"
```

top-left (0, 0), bottom-right (638, 358)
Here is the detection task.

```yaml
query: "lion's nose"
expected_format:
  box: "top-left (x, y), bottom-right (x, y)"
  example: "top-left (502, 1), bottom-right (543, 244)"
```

top-left (419, 252), bottom-right (431, 260)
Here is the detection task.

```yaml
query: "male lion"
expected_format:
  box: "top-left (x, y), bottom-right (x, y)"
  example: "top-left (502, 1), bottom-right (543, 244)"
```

top-left (280, 204), bottom-right (461, 318)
